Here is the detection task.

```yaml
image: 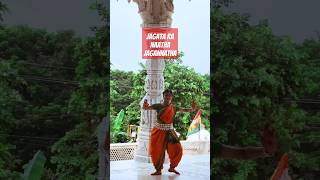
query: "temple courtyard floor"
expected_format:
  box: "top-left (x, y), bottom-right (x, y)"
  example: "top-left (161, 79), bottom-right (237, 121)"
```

top-left (110, 154), bottom-right (210, 180)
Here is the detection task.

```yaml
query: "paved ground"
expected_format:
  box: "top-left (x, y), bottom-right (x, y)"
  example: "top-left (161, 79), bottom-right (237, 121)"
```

top-left (110, 154), bottom-right (210, 180)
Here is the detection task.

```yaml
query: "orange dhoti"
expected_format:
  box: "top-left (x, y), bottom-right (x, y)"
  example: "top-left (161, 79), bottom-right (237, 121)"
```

top-left (149, 104), bottom-right (183, 171)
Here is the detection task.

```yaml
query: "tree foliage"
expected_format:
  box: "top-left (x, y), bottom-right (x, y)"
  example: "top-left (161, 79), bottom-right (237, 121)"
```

top-left (0, 0), bottom-right (319, 179)
top-left (0, 143), bottom-right (20, 179)
top-left (49, 1), bottom-right (109, 179)
top-left (22, 151), bottom-right (46, 180)
top-left (0, 0), bottom-right (109, 179)
top-left (211, 7), bottom-right (320, 179)
top-left (0, 2), bottom-right (8, 22)
top-left (111, 60), bottom-right (210, 142)
top-left (211, 0), bottom-right (233, 8)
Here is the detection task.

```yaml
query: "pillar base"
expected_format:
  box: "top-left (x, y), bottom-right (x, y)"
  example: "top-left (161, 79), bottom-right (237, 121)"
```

top-left (134, 155), bottom-right (151, 163)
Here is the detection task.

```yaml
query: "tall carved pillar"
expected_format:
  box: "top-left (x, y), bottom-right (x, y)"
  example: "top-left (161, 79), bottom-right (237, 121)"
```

top-left (132, 0), bottom-right (174, 162)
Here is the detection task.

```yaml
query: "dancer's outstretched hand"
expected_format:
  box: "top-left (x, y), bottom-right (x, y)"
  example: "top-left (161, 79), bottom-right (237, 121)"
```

top-left (143, 99), bottom-right (150, 109)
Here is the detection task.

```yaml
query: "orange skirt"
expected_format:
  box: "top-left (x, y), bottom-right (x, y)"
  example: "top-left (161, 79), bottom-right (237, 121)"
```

top-left (149, 128), bottom-right (183, 170)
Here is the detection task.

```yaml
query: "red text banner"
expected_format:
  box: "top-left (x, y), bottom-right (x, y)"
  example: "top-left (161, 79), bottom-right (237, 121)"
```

top-left (142, 28), bottom-right (178, 59)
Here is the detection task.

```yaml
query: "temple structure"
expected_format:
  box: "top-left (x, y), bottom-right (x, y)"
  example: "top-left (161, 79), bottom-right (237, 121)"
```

top-left (131, 0), bottom-right (174, 162)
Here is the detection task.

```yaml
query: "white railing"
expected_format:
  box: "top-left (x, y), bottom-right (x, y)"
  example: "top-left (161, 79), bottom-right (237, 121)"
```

top-left (181, 140), bottom-right (210, 154)
top-left (110, 140), bottom-right (210, 161)
top-left (110, 143), bottom-right (137, 161)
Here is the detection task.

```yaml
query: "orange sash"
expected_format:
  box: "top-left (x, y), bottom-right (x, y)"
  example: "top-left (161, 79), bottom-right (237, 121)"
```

top-left (159, 104), bottom-right (175, 124)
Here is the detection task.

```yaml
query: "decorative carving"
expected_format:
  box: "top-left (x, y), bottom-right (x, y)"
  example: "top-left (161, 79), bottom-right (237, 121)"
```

top-left (151, 80), bottom-right (157, 89)
top-left (164, 0), bottom-right (174, 12)
top-left (134, 0), bottom-right (147, 12)
top-left (159, 79), bottom-right (163, 90)
top-left (141, 111), bottom-right (145, 125)
top-left (133, 0), bottom-right (173, 163)
top-left (132, 0), bottom-right (174, 25)
top-left (147, 79), bottom-right (150, 90)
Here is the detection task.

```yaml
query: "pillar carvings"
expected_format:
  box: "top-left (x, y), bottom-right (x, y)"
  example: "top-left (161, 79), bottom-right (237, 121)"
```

top-left (133, 0), bottom-right (174, 162)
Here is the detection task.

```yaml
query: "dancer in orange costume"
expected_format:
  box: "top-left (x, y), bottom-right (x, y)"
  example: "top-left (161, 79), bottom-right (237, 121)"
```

top-left (143, 89), bottom-right (198, 176)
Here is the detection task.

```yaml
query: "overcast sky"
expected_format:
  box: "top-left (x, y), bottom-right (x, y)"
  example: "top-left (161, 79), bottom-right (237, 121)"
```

top-left (110, 1), bottom-right (210, 74)
top-left (2, 0), bottom-right (320, 68)
top-left (223, 0), bottom-right (320, 43)
top-left (2, 0), bottom-right (104, 37)
top-left (2, 0), bottom-right (210, 74)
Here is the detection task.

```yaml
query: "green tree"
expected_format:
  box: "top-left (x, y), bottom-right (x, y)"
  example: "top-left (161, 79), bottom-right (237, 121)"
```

top-left (211, 7), bottom-right (319, 179)
top-left (123, 60), bottom-right (210, 141)
top-left (0, 2), bottom-right (8, 22)
top-left (0, 0), bottom-right (109, 178)
top-left (0, 26), bottom-right (80, 165)
top-left (110, 70), bottom-right (134, 117)
top-left (211, 0), bottom-right (233, 8)
top-left (0, 143), bottom-right (20, 179)
top-left (49, 1), bottom-right (109, 178)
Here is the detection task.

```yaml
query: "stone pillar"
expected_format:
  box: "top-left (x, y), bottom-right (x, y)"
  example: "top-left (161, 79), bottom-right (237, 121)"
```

top-left (132, 0), bottom-right (174, 162)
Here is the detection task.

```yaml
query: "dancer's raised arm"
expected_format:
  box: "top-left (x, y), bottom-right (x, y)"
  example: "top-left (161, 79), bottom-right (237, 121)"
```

top-left (177, 100), bottom-right (198, 112)
top-left (143, 99), bottom-right (154, 110)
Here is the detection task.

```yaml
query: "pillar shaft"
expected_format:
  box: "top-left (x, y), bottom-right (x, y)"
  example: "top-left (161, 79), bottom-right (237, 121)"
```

top-left (133, 0), bottom-right (174, 162)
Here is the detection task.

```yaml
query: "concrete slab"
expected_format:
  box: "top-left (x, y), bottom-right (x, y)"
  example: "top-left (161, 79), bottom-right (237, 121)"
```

top-left (111, 154), bottom-right (210, 180)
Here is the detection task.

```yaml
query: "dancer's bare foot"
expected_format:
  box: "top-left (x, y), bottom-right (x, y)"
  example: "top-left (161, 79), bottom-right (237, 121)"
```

top-left (151, 171), bottom-right (162, 175)
top-left (168, 168), bottom-right (180, 175)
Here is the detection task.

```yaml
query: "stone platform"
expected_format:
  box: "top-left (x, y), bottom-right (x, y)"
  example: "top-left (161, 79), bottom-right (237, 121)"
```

top-left (110, 154), bottom-right (210, 180)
